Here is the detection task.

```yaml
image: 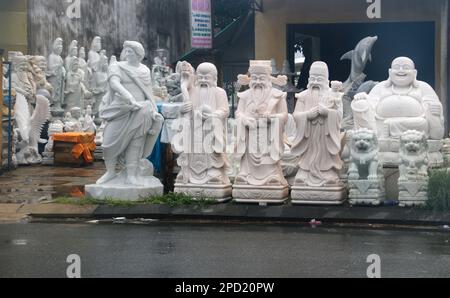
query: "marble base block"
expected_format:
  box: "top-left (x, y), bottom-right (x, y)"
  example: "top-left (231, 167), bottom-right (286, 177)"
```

top-left (174, 184), bottom-right (232, 202)
top-left (398, 180), bottom-right (428, 207)
top-left (291, 185), bottom-right (347, 205)
top-left (85, 176), bottom-right (164, 201)
top-left (233, 185), bottom-right (289, 204)
top-left (348, 179), bottom-right (386, 206)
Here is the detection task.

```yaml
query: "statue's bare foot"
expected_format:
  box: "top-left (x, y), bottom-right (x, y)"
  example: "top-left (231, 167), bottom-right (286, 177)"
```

top-left (97, 171), bottom-right (116, 185)
top-left (234, 176), bottom-right (248, 185)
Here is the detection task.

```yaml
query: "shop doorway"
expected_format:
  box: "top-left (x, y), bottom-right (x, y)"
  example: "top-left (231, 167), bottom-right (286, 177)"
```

top-left (287, 22), bottom-right (436, 91)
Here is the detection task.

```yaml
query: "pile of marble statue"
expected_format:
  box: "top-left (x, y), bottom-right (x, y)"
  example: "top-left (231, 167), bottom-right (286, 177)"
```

top-left (163, 36), bottom-right (447, 208)
top-left (3, 35), bottom-right (449, 208)
top-left (2, 36), bottom-right (176, 166)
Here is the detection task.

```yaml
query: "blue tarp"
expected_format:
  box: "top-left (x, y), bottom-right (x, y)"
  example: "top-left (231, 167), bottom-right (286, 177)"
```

top-left (148, 103), bottom-right (165, 173)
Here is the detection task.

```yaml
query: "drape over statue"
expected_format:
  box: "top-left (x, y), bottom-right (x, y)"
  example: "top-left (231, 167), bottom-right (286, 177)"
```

top-left (85, 41), bottom-right (164, 201)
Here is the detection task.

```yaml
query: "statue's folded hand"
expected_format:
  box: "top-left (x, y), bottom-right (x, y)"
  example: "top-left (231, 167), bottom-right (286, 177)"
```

top-left (424, 101), bottom-right (442, 116)
top-left (181, 102), bottom-right (193, 114)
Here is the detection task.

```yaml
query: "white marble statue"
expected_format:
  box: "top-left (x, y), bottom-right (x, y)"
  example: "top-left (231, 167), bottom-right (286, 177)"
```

top-left (282, 114), bottom-right (301, 186)
top-left (85, 41), bottom-right (164, 201)
top-left (398, 130), bottom-right (429, 207)
top-left (14, 89), bottom-right (50, 165)
top-left (347, 128), bottom-right (385, 206)
top-left (82, 105), bottom-right (96, 133)
top-left (78, 47), bottom-right (89, 86)
top-left (64, 57), bottom-right (91, 111)
top-left (29, 56), bottom-right (53, 94)
top-left (232, 60), bottom-right (289, 204)
top-left (352, 57), bottom-right (445, 166)
top-left (47, 38), bottom-right (66, 114)
top-left (63, 108), bottom-right (83, 132)
top-left (340, 36), bottom-right (378, 129)
top-left (87, 36), bottom-right (102, 90)
top-left (65, 40), bottom-right (78, 70)
top-left (172, 62), bottom-right (232, 201)
top-left (91, 53), bottom-right (108, 117)
top-left (291, 61), bottom-right (346, 205)
top-left (10, 53), bottom-right (36, 102)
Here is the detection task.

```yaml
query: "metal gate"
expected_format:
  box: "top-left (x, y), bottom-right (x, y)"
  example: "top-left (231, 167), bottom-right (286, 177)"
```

top-left (1, 61), bottom-right (14, 172)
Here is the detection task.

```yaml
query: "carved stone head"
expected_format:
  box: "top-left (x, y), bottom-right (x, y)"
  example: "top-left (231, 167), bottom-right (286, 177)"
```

top-left (53, 38), bottom-right (63, 56)
top-left (400, 130), bottom-right (427, 156)
top-left (388, 57), bottom-right (417, 88)
top-left (308, 61), bottom-right (330, 92)
top-left (350, 128), bottom-right (378, 154)
top-left (91, 36), bottom-right (102, 52)
top-left (79, 47), bottom-right (86, 60)
top-left (195, 63), bottom-right (217, 88)
top-left (68, 40), bottom-right (78, 57)
top-left (123, 41), bottom-right (145, 63)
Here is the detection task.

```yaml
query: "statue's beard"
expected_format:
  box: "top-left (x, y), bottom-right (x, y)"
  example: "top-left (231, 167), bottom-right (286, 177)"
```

top-left (198, 85), bottom-right (214, 106)
top-left (250, 83), bottom-right (271, 100)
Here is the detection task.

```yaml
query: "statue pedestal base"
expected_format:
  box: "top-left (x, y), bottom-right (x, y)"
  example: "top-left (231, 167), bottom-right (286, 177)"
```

top-left (291, 185), bottom-right (347, 205)
top-left (174, 184), bottom-right (232, 202)
top-left (232, 185), bottom-right (289, 204)
top-left (398, 180), bottom-right (428, 207)
top-left (348, 179), bottom-right (385, 206)
top-left (85, 176), bottom-right (164, 201)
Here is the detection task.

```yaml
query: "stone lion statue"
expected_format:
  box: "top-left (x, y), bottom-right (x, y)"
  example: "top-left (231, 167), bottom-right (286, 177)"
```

top-left (348, 128), bottom-right (381, 181)
top-left (399, 130), bottom-right (428, 182)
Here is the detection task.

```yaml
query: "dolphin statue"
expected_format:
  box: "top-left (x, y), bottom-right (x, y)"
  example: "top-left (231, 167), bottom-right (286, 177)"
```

top-left (341, 36), bottom-right (378, 83)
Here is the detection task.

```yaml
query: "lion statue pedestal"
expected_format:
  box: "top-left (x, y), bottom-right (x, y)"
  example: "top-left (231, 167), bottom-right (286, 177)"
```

top-left (347, 129), bottom-right (386, 206)
top-left (398, 130), bottom-right (429, 207)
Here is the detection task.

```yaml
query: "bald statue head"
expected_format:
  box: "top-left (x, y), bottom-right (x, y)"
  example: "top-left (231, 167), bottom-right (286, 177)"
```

top-left (196, 62), bottom-right (218, 88)
top-left (389, 57), bottom-right (417, 88)
top-left (308, 61), bottom-right (330, 91)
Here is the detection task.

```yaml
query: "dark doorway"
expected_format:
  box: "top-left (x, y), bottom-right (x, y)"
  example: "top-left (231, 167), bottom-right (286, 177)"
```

top-left (287, 22), bottom-right (436, 91)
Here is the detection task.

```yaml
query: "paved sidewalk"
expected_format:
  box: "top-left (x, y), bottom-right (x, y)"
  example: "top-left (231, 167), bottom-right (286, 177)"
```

top-left (2, 202), bottom-right (450, 227)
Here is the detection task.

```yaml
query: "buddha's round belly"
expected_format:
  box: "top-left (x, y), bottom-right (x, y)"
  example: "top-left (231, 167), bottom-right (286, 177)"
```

top-left (376, 95), bottom-right (424, 118)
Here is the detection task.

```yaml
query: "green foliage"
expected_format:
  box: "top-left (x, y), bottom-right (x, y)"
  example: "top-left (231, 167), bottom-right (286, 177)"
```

top-left (142, 192), bottom-right (215, 207)
top-left (427, 169), bottom-right (450, 212)
top-left (53, 193), bottom-right (216, 208)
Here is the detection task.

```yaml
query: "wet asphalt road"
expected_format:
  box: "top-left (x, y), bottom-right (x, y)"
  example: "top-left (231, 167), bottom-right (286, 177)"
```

top-left (0, 222), bottom-right (449, 278)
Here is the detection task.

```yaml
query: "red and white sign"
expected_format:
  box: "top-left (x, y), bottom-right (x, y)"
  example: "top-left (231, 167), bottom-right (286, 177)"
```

top-left (190, 0), bottom-right (213, 49)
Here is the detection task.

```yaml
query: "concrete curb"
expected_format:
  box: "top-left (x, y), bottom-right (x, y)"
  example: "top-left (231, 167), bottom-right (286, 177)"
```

top-left (19, 203), bottom-right (450, 226)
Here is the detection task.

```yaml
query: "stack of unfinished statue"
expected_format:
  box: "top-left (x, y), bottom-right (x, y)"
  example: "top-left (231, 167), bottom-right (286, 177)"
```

top-left (85, 41), bottom-right (164, 201)
top-left (232, 60), bottom-right (289, 204)
top-left (398, 130), bottom-right (429, 207)
top-left (10, 52), bottom-right (50, 165)
top-left (172, 62), bottom-right (232, 201)
top-left (47, 38), bottom-right (66, 117)
top-left (352, 57), bottom-right (445, 167)
top-left (347, 128), bottom-right (385, 206)
top-left (290, 62), bottom-right (346, 205)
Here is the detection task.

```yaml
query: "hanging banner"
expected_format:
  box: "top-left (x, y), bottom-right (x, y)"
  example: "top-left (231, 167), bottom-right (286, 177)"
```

top-left (190, 0), bottom-right (213, 49)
